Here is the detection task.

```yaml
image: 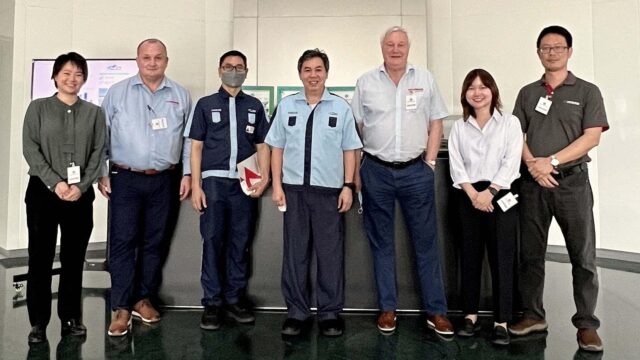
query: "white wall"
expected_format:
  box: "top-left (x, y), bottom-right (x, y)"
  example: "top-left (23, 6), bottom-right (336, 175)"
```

top-left (1, 0), bottom-right (233, 252)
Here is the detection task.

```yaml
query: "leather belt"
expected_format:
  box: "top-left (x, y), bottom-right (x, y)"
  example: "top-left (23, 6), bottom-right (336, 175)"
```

top-left (364, 152), bottom-right (423, 169)
top-left (552, 163), bottom-right (588, 179)
top-left (112, 163), bottom-right (175, 176)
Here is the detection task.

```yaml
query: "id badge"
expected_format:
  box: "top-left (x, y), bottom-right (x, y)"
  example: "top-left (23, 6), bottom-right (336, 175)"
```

top-left (535, 97), bottom-right (552, 115)
top-left (151, 117), bottom-right (168, 130)
top-left (67, 164), bottom-right (81, 184)
top-left (406, 94), bottom-right (418, 110)
top-left (246, 125), bottom-right (255, 134)
top-left (497, 192), bottom-right (519, 212)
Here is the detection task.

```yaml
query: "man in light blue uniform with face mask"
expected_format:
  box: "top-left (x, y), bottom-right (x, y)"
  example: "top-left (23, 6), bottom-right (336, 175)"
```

top-left (189, 50), bottom-right (271, 331)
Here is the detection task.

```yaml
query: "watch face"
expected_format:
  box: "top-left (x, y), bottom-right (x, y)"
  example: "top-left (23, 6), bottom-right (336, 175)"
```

top-left (551, 158), bottom-right (559, 166)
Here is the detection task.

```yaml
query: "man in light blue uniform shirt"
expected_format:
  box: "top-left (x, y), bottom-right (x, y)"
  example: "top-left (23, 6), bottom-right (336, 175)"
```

top-left (98, 39), bottom-right (192, 336)
top-left (351, 26), bottom-right (453, 336)
top-left (266, 49), bottom-right (362, 337)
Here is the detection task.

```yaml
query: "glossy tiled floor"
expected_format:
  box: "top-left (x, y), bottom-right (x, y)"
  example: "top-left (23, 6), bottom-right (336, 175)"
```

top-left (1, 260), bottom-right (638, 359)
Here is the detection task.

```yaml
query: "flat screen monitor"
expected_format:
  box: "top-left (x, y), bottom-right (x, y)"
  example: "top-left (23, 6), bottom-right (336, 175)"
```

top-left (31, 59), bottom-right (138, 105)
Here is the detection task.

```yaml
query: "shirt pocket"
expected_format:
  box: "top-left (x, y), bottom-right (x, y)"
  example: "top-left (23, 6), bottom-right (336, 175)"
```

top-left (211, 110), bottom-right (222, 124)
top-left (288, 116), bottom-right (297, 127)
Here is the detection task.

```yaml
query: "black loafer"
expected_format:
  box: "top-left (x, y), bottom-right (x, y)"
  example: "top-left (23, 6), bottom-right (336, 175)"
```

top-left (200, 306), bottom-right (222, 330)
top-left (491, 325), bottom-right (510, 345)
top-left (28, 325), bottom-right (47, 344)
top-left (457, 318), bottom-right (480, 337)
top-left (319, 318), bottom-right (344, 337)
top-left (61, 319), bottom-right (87, 337)
top-left (281, 318), bottom-right (303, 336)
top-left (226, 301), bottom-right (255, 324)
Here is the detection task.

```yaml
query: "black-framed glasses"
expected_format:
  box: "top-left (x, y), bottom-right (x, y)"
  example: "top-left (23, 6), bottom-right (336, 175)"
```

top-left (220, 64), bottom-right (247, 73)
top-left (538, 46), bottom-right (568, 54)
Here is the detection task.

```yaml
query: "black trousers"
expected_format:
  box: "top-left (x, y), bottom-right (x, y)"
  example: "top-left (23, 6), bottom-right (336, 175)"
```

top-left (458, 182), bottom-right (517, 323)
top-left (25, 176), bottom-right (94, 326)
top-left (518, 170), bottom-right (600, 329)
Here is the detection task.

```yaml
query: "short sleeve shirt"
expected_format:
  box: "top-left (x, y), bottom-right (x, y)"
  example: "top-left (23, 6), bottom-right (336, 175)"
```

top-left (513, 72), bottom-right (608, 166)
top-left (351, 64), bottom-right (448, 162)
top-left (265, 89), bottom-right (362, 189)
top-left (189, 88), bottom-right (270, 179)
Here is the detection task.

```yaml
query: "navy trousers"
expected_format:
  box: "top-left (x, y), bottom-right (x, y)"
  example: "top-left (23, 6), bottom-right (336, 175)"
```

top-left (25, 176), bottom-right (94, 326)
top-left (360, 158), bottom-right (448, 314)
top-left (108, 169), bottom-right (173, 310)
top-left (200, 177), bottom-right (256, 306)
top-left (281, 187), bottom-right (344, 321)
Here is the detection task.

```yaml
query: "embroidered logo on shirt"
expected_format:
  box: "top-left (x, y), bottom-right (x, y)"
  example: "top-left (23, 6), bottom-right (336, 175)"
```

top-left (565, 100), bottom-right (581, 106)
top-left (166, 100), bottom-right (180, 105)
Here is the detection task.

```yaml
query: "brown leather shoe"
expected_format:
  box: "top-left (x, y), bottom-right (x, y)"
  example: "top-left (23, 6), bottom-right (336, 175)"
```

top-left (508, 317), bottom-right (548, 336)
top-left (377, 311), bottom-right (396, 332)
top-left (132, 299), bottom-right (161, 323)
top-left (107, 309), bottom-right (131, 337)
top-left (577, 328), bottom-right (603, 352)
top-left (427, 314), bottom-right (454, 335)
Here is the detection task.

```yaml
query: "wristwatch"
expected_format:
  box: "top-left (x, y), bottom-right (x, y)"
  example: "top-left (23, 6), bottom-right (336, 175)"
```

top-left (343, 182), bottom-right (356, 192)
top-left (550, 154), bottom-right (560, 168)
top-left (488, 186), bottom-right (499, 196)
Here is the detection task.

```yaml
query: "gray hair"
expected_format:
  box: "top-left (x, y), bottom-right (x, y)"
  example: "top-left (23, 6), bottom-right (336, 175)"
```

top-left (380, 26), bottom-right (411, 46)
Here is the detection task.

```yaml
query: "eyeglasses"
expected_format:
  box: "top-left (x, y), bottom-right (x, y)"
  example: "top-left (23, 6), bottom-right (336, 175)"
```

top-left (538, 46), bottom-right (568, 54)
top-left (220, 64), bottom-right (247, 73)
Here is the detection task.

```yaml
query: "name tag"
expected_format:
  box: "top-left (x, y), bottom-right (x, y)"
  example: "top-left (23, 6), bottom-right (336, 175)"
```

top-left (535, 97), bottom-right (552, 115)
top-left (67, 163), bottom-right (81, 184)
top-left (151, 117), bottom-right (168, 130)
top-left (406, 94), bottom-right (418, 110)
top-left (246, 125), bottom-right (255, 134)
top-left (497, 192), bottom-right (519, 212)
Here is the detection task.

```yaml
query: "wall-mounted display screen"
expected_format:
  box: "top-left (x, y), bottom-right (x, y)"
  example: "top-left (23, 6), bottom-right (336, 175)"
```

top-left (31, 59), bottom-right (138, 105)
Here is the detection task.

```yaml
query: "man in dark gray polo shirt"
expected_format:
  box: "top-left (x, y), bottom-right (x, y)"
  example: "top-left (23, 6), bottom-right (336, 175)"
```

top-left (509, 26), bottom-right (609, 353)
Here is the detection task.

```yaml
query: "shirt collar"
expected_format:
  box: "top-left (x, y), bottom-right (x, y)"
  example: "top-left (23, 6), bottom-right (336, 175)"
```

top-left (293, 88), bottom-right (333, 103)
top-left (132, 73), bottom-right (170, 91)
top-left (378, 63), bottom-right (415, 76)
top-left (538, 71), bottom-right (577, 87)
top-left (218, 86), bottom-right (245, 100)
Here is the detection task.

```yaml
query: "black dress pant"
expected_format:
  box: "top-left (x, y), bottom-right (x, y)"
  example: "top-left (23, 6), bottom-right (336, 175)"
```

top-left (458, 182), bottom-right (517, 323)
top-left (25, 176), bottom-right (94, 327)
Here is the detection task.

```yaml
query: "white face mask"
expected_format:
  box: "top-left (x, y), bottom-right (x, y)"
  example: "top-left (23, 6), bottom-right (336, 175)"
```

top-left (221, 70), bottom-right (247, 88)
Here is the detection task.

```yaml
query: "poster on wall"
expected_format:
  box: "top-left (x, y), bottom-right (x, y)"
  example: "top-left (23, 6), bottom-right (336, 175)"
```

top-left (327, 86), bottom-right (355, 104)
top-left (243, 85), bottom-right (275, 116)
top-left (31, 59), bottom-right (138, 105)
top-left (276, 86), bottom-right (303, 104)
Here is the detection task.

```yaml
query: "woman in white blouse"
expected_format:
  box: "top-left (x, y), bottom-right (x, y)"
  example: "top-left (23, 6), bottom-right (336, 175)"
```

top-left (448, 69), bottom-right (523, 345)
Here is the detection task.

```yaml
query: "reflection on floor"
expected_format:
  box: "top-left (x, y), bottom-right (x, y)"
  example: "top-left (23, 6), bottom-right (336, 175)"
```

top-left (1, 260), bottom-right (638, 359)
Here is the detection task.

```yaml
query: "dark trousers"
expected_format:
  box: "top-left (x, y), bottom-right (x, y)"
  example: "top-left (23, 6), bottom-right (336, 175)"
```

top-left (108, 169), bottom-right (172, 310)
top-left (200, 177), bottom-right (256, 306)
top-left (360, 158), bottom-right (447, 314)
top-left (457, 183), bottom-right (517, 323)
top-left (25, 176), bottom-right (94, 326)
top-left (518, 171), bottom-right (600, 329)
top-left (281, 187), bottom-right (344, 321)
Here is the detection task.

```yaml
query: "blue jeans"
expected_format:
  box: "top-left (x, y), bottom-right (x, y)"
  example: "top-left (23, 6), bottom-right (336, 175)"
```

top-left (200, 177), bottom-right (256, 306)
top-left (360, 158), bottom-right (447, 314)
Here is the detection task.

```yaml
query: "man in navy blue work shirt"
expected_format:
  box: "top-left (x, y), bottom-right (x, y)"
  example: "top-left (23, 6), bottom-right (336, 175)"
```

top-left (266, 49), bottom-right (362, 338)
top-left (189, 50), bottom-right (270, 330)
top-left (99, 39), bottom-right (193, 337)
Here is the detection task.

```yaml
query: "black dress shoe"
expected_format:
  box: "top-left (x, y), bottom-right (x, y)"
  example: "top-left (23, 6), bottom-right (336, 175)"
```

top-left (281, 318), bottom-right (303, 336)
top-left (200, 306), bottom-right (221, 330)
top-left (61, 319), bottom-right (87, 337)
top-left (491, 325), bottom-right (510, 345)
top-left (225, 301), bottom-right (255, 323)
top-left (28, 325), bottom-right (47, 344)
top-left (319, 318), bottom-right (344, 337)
top-left (457, 318), bottom-right (480, 337)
